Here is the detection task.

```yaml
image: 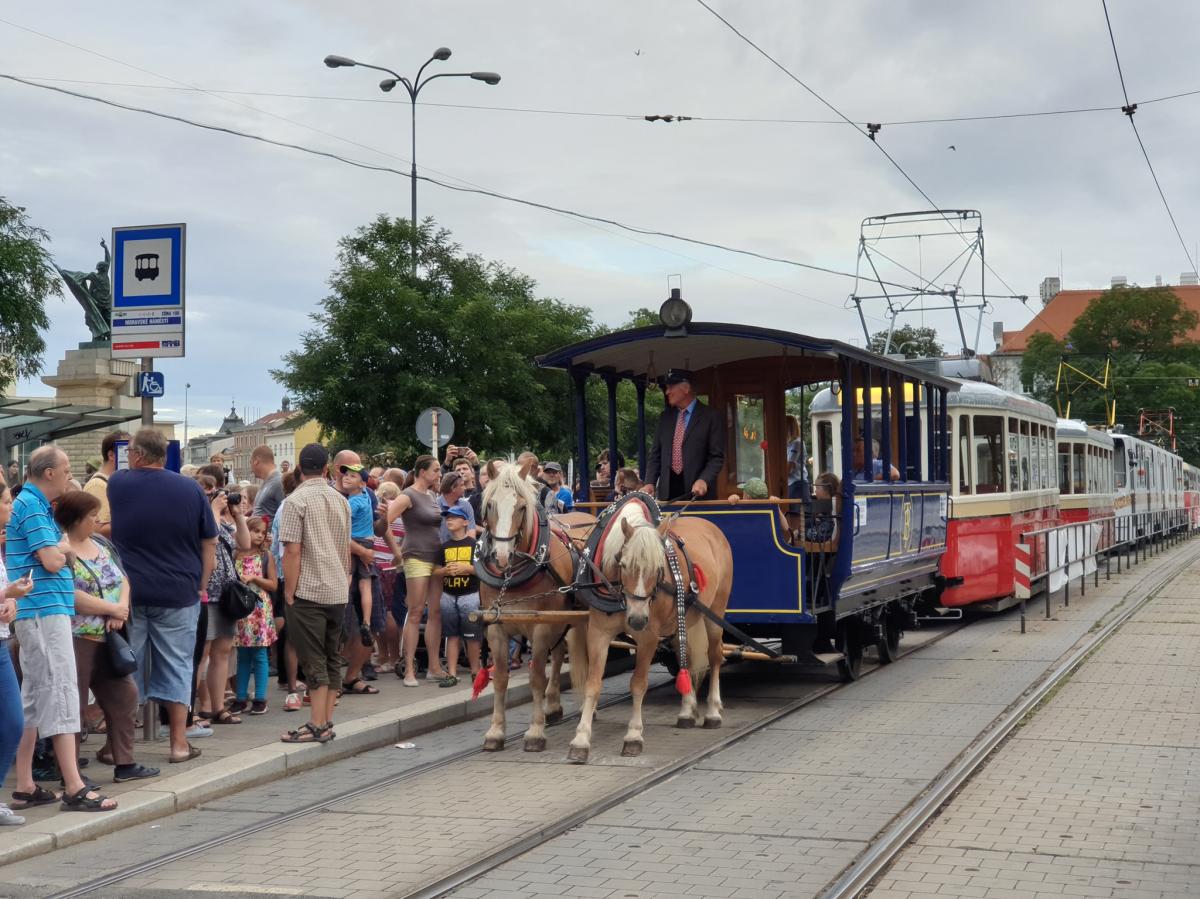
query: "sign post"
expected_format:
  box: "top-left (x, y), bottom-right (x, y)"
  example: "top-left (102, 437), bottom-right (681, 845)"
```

top-left (111, 223), bottom-right (185, 744)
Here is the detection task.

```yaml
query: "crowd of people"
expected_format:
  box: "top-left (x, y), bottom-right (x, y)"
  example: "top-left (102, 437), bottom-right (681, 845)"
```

top-left (0, 429), bottom-right (596, 822)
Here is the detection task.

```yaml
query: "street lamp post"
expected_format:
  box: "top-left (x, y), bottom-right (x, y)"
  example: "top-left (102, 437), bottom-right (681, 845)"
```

top-left (324, 49), bottom-right (500, 267)
top-left (184, 381), bottom-right (191, 450)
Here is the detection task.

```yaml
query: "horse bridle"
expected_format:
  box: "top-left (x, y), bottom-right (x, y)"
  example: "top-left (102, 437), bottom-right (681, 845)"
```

top-left (610, 521), bottom-right (676, 605)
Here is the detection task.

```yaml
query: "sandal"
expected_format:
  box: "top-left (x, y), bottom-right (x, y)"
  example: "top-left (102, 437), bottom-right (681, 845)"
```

top-left (11, 785), bottom-right (60, 809)
top-left (113, 764), bottom-right (160, 783)
top-left (280, 722), bottom-right (332, 744)
top-left (169, 745), bottom-right (202, 764)
top-left (250, 700), bottom-right (268, 715)
top-left (60, 787), bottom-right (117, 812)
top-left (438, 675), bottom-right (459, 688)
top-left (342, 678), bottom-right (379, 695)
top-left (209, 709), bottom-right (242, 725)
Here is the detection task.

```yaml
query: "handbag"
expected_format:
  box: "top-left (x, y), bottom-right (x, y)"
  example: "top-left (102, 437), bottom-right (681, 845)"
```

top-left (105, 627), bottom-right (138, 677)
top-left (217, 541), bottom-right (257, 620)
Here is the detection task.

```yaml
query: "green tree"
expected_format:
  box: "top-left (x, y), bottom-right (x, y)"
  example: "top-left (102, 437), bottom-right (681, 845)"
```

top-left (273, 217), bottom-right (596, 461)
top-left (1020, 331), bottom-right (1065, 401)
top-left (1068, 285), bottom-right (1198, 359)
top-left (0, 198), bottom-right (57, 390)
top-left (867, 324), bottom-right (943, 358)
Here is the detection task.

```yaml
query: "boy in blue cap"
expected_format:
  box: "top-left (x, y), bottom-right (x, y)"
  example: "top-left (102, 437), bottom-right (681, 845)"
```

top-left (434, 506), bottom-right (481, 686)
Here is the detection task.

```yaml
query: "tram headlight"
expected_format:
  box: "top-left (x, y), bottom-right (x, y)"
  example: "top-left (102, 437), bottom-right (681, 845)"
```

top-left (660, 288), bottom-right (692, 337)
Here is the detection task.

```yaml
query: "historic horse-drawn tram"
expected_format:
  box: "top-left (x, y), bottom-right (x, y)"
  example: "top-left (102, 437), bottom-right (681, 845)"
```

top-left (536, 299), bottom-right (958, 678)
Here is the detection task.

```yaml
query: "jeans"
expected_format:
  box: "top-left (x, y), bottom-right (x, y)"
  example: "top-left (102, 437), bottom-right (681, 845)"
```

top-left (128, 603), bottom-right (201, 707)
top-left (235, 646), bottom-right (269, 702)
top-left (0, 641), bottom-right (23, 784)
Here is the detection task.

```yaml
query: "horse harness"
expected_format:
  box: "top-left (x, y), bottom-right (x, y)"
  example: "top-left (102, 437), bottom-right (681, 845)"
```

top-left (475, 502), bottom-right (578, 608)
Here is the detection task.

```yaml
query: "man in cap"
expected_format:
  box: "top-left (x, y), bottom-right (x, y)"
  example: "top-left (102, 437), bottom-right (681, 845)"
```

top-left (643, 368), bottom-right (726, 500)
top-left (539, 461), bottom-right (574, 512)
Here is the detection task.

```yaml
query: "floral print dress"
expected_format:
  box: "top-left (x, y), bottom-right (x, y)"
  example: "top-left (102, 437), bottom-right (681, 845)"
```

top-left (233, 552), bottom-right (277, 648)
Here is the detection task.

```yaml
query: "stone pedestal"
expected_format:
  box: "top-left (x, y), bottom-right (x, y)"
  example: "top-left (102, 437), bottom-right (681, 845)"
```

top-left (41, 345), bottom-right (140, 477)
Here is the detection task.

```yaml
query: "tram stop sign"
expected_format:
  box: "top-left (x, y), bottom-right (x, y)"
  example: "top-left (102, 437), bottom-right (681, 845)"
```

top-left (416, 407), bottom-right (454, 448)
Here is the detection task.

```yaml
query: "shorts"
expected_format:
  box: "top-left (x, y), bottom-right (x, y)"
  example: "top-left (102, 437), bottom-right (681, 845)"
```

top-left (127, 602), bottom-right (201, 707)
top-left (352, 538), bottom-right (378, 581)
top-left (13, 615), bottom-right (80, 737)
top-left (205, 601), bottom-right (237, 640)
top-left (439, 592), bottom-right (482, 641)
top-left (289, 598), bottom-right (346, 688)
top-left (403, 557), bottom-right (436, 579)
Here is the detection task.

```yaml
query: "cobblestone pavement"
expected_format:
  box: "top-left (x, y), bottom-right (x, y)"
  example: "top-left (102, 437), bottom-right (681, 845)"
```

top-left (0, 540), bottom-right (1193, 899)
top-left (868, 558), bottom-right (1200, 899)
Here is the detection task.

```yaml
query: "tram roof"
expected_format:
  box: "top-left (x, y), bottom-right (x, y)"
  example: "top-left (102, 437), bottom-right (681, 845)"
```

top-left (537, 322), bottom-right (959, 388)
top-left (1057, 418), bottom-right (1115, 446)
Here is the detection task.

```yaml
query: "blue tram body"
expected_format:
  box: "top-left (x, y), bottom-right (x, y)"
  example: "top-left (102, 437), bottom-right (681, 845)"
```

top-left (538, 314), bottom-right (957, 669)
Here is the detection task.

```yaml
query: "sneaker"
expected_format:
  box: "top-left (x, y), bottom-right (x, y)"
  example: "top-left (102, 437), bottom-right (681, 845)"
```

top-left (250, 700), bottom-right (268, 715)
top-left (0, 804), bottom-right (25, 826)
top-left (283, 693), bottom-right (303, 712)
top-left (361, 662), bottom-right (378, 681)
top-left (186, 723), bottom-right (214, 739)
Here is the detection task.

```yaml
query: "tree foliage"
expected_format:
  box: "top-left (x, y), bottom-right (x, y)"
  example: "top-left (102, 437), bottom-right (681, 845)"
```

top-left (867, 324), bottom-right (944, 358)
top-left (273, 217), bottom-right (596, 462)
top-left (1017, 286), bottom-right (1200, 461)
top-left (0, 198), bottom-right (57, 390)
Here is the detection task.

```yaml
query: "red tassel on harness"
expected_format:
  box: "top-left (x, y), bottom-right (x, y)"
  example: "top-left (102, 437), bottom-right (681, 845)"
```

top-left (692, 563), bottom-right (707, 593)
top-left (675, 669), bottom-right (693, 696)
top-left (471, 666), bottom-right (493, 700)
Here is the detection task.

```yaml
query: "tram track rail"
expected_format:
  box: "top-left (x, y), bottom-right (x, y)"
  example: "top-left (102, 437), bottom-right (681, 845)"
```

top-left (46, 620), bottom-right (966, 899)
top-left (821, 536), bottom-right (1200, 899)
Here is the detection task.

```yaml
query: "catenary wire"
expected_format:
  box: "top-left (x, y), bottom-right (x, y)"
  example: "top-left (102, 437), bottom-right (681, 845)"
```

top-left (0, 73), bottom-right (931, 310)
top-left (690, 0), bottom-right (1074, 346)
top-left (1099, 0), bottom-right (1197, 275)
top-left (21, 74), bottom-right (1200, 125)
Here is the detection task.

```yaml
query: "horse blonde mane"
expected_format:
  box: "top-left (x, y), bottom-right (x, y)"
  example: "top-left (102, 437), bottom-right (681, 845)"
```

top-left (481, 461), bottom-right (538, 512)
top-left (601, 500), bottom-right (653, 577)
top-left (619, 522), bottom-right (667, 580)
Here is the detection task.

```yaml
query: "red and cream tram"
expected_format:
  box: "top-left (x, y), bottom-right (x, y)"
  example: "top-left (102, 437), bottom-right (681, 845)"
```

top-left (1056, 419), bottom-right (1115, 549)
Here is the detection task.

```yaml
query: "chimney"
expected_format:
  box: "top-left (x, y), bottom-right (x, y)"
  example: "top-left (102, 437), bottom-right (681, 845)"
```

top-left (1111, 275), bottom-right (1128, 288)
top-left (993, 321), bottom-right (1005, 348)
top-left (1182, 272), bottom-right (1199, 286)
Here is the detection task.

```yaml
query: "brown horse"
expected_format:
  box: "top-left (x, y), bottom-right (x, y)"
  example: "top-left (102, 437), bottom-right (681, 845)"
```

top-left (477, 461), bottom-right (593, 753)
top-left (568, 513), bottom-right (733, 763)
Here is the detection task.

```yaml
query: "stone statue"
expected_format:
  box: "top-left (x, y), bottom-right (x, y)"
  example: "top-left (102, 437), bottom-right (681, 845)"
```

top-left (57, 239), bottom-right (112, 343)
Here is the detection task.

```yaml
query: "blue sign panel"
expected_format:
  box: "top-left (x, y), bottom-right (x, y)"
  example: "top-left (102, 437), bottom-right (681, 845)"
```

top-left (111, 223), bottom-right (186, 360)
top-left (137, 371), bottom-right (165, 398)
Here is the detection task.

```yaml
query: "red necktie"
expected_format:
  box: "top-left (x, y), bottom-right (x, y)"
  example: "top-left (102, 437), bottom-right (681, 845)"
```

top-left (671, 409), bottom-right (686, 475)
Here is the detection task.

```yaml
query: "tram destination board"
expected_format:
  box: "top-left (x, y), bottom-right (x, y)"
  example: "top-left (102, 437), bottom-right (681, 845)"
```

top-left (110, 222), bottom-right (186, 359)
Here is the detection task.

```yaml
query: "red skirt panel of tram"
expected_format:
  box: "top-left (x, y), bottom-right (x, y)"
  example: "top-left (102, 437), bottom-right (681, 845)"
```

top-left (939, 499), bottom-right (1058, 608)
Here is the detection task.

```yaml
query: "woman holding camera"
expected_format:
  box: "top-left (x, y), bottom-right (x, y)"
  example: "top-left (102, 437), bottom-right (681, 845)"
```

top-left (197, 465), bottom-right (250, 725)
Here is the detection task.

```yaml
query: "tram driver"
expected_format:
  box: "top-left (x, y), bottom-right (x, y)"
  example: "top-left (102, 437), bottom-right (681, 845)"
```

top-left (643, 369), bottom-right (726, 501)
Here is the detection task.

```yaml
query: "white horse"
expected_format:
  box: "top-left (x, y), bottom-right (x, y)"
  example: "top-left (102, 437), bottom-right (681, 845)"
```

top-left (477, 461), bottom-right (593, 752)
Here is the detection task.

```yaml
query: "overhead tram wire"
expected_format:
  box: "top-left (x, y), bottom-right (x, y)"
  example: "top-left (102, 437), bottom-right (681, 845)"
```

top-left (1100, 0), bottom-right (1197, 275)
top-left (13, 74), bottom-right (1200, 127)
top-left (691, 0), bottom-right (1082, 344)
top-left (0, 21), bottom-right (890, 325)
top-left (0, 74), bottom-right (922, 322)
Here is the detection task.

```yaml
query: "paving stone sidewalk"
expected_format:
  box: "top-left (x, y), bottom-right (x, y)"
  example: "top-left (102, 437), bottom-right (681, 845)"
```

top-left (868, 558), bottom-right (1200, 899)
top-left (447, 540), bottom-right (1200, 899)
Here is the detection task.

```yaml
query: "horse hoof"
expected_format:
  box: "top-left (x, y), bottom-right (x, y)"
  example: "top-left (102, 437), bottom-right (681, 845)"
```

top-left (524, 737), bottom-right (546, 753)
top-left (675, 717), bottom-right (696, 729)
top-left (482, 738), bottom-right (505, 752)
top-left (566, 746), bottom-right (589, 764)
top-left (544, 709), bottom-right (563, 724)
top-left (703, 717), bottom-right (722, 729)
top-left (621, 740), bottom-right (643, 757)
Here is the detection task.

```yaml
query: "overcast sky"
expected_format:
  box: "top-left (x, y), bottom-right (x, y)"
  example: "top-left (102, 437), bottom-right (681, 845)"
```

top-left (4, 1), bottom-right (1198, 438)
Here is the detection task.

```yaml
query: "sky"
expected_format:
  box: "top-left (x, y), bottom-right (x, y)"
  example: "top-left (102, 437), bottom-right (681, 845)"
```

top-left (4, 0), bottom-right (1199, 439)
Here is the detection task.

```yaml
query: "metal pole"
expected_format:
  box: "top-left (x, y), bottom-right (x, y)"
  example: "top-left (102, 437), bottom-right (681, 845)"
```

top-left (140, 356), bottom-right (159, 741)
top-left (410, 91), bottom-right (418, 268)
top-left (140, 357), bottom-right (154, 428)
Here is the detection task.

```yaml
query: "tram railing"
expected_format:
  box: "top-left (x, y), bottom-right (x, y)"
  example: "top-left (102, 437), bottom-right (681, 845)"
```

top-left (1014, 507), bottom-right (1194, 633)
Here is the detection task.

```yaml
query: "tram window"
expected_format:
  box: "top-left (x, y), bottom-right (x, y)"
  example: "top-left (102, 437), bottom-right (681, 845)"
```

top-left (817, 420), bottom-right (834, 475)
top-left (973, 415), bottom-right (1004, 493)
top-left (733, 395), bottom-right (766, 486)
top-left (1058, 442), bottom-right (1071, 493)
top-left (1072, 443), bottom-right (1086, 493)
top-left (1007, 419), bottom-right (1020, 491)
top-left (1019, 420), bottom-right (1031, 491)
top-left (1113, 443), bottom-right (1127, 488)
top-left (1040, 426), bottom-right (1051, 489)
top-left (957, 414), bottom-right (971, 495)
